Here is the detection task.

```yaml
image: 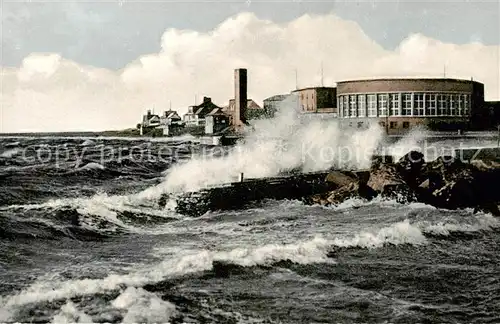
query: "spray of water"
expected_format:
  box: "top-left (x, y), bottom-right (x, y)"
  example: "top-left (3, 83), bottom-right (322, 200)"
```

top-left (138, 95), bottom-right (385, 198)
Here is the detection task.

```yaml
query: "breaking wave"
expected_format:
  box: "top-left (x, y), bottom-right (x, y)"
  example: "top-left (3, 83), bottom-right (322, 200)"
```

top-left (111, 287), bottom-right (177, 323)
top-left (0, 148), bottom-right (22, 158)
top-left (0, 193), bottom-right (181, 240)
top-left (50, 301), bottom-right (93, 324)
top-left (1, 211), bottom-right (497, 319)
top-left (138, 97), bottom-right (385, 199)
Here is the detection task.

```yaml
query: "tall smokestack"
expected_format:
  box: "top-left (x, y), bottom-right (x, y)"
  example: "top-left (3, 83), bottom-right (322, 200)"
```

top-left (234, 68), bottom-right (247, 126)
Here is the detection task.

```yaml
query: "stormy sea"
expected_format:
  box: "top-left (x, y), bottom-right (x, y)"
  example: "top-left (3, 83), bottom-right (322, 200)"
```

top-left (1, 115), bottom-right (500, 323)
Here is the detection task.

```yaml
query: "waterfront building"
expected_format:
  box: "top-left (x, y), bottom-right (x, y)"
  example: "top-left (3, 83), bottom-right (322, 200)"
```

top-left (336, 78), bottom-right (484, 134)
top-left (141, 110), bottom-right (161, 128)
top-left (160, 110), bottom-right (182, 125)
top-left (183, 97), bottom-right (221, 127)
top-left (291, 87), bottom-right (337, 115)
top-left (205, 108), bottom-right (230, 134)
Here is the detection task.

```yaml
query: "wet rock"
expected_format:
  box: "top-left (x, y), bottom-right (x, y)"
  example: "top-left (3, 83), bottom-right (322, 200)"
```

top-left (305, 171), bottom-right (376, 206)
top-left (398, 151), bottom-right (425, 172)
top-left (367, 163), bottom-right (416, 203)
top-left (397, 151), bottom-right (426, 187)
top-left (324, 170), bottom-right (357, 187)
top-left (471, 159), bottom-right (500, 171)
top-left (371, 155), bottom-right (394, 169)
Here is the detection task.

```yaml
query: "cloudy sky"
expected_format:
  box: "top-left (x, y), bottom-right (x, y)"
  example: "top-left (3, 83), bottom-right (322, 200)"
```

top-left (1, 0), bottom-right (499, 132)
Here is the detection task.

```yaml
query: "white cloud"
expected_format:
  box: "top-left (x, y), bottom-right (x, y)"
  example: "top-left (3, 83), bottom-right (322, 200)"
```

top-left (1, 12), bottom-right (499, 132)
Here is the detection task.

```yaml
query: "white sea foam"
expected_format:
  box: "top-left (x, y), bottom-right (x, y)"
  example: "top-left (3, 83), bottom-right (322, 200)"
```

top-left (0, 193), bottom-right (180, 234)
top-left (383, 127), bottom-right (427, 160)
top-left (331, 220), bottom-right (427, 248)
top-left (50, 301), bottom-right (92, 324)
top-left (422, 213), bottom-right (500, 236)
top-left (78, 162), bottom-right (105, 170)
top-left (0, 148), bottom-right (21, 158)
top-left (1, 212), bottom-right (498, 315)
top-left (112, 287), bottom-right (177, 323)
top-left (0, 237), bottom-right (331, 311)
top-left (5, 141), bottom-right (21, 147)
top-left (81, 139), bottom-right (96, 147)
top-left (137, 97), bottom-right (384, 199)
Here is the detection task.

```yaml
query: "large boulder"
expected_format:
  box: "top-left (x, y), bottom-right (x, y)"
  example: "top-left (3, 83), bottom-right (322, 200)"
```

top-left (368, 162), bottom-right (416, 203)
top-left (397, 151), bottom-right (425, 186)
top-left (414, 156), bottom-right (500, 215)
top-left (304, 171), bottom-right (376, 206)
top-left (324, 170), bottom-right (358, 187)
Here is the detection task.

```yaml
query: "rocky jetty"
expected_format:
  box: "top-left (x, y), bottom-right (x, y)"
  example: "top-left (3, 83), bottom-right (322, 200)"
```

top-left (168, 150), bottom-right (500, 216)
top-left (306, 151), bottom-right (500, 216)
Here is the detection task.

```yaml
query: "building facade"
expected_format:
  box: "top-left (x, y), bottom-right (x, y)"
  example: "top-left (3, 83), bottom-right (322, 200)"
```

top-left (336, 78), bottom-right (484, 134)
top-left (224, 98), bottom-right (266, 121)
top-left (205, 108), bottom-right (230, 135)
top-left (291, 87), bottom-right (337, 114)
top-left (183, 97), bottom-right (221, 127)
top-left (160, 110), bottom-right (182, 125)
top-left (263, 94), bottom-right (290, 117)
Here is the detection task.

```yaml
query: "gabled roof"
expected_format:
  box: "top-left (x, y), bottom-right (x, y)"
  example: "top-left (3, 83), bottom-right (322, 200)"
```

top-left (207, 108), bottom-right (228, 116)
top-left (162, 110), bottom-right (181, 119)
top-left (247, 99), bottom-right (262, 110)
top-left (225, 99), bottom-right (263, 111)
top-left (167, 112), bottom-right (181, 119)
top-left (195, 107), bottom-right (205, 115)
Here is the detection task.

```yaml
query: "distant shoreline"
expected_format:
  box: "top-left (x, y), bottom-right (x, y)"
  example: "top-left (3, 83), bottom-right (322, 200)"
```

top-left (1, 129), bottom-right (500, 140)
top-left (0, 129), bottom-right (143, 138)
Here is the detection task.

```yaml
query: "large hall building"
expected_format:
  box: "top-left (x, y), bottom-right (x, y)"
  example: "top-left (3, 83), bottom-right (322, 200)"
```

top-left (337, 78), bottom-right (484, 133)
top-left (274, 77), bottom-right (490, 134)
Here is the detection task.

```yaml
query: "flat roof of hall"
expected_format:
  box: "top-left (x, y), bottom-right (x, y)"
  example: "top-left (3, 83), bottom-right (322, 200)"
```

top-left (336, 77), bottom-right (483, 84)
top-left (291, 86), bottom-right (336, 92)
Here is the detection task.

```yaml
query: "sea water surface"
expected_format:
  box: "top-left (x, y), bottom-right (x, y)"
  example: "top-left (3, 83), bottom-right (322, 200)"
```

top-left (0, 134), bottom-right (499, 323)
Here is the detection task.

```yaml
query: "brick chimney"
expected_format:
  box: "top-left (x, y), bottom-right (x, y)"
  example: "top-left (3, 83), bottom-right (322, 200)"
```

top-left (234, 68), bottom-right (247, 126)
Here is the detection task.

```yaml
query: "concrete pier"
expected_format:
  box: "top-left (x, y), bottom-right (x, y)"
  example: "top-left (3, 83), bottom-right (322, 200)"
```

top-left (168, 171), bottom-right (336, 216)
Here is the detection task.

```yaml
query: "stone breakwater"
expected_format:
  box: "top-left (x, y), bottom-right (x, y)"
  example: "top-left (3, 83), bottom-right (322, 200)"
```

top-left (168, 150), bottom-right (500, 216)
top-left (307, 151), bottom-right (500, 216)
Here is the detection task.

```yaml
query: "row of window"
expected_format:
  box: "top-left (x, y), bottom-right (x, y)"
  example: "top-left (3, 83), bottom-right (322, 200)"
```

top-left (339, 92), bottom-right (471, 118)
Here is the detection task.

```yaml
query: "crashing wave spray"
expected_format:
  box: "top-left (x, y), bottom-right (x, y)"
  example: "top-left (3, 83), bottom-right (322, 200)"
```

top-left (138, 95), bottom-right (385, 198)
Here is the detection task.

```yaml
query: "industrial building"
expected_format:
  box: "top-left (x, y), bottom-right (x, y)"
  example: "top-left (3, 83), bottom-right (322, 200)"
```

top-left (291, 87), bottom-right (337, 115)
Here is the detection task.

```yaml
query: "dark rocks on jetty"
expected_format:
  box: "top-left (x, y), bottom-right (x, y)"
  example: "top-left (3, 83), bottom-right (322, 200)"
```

top-left (309, 150), bottom-right (500, 216)
top-left (166, 150), bottom-right (500, 217)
